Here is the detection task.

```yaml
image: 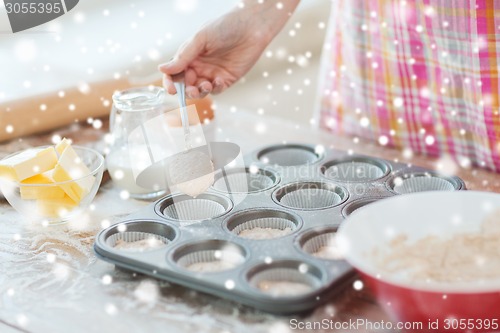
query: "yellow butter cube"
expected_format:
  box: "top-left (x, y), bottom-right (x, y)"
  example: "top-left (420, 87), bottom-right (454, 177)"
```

top-left (36, 195), bottom-right (77, 218)
top-left (20, 170), bottom-right (65, 200)
top-left (55, 138), bottom-right (71, 156)
top-left (52, 144), bottom-right (95, 203)
top-left (0, 147), bottom-right (58, 181)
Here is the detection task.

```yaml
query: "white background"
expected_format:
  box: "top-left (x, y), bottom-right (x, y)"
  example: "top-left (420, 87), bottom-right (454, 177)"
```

top-left (0, 0), bottom-right (329, 123)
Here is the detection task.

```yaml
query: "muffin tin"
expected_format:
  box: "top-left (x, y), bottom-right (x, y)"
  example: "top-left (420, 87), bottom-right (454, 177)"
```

top-left (94, 143), bottom-right (466, 314)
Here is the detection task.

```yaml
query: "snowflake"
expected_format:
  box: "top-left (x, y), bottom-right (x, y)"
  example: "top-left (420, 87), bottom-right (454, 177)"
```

top-left (134, 280), bottom-right (159, 304)
top-left (224, 280), bottom-right (235, 290)
top-left (16, 314), bottom-right (29, 327)
top-left (353, 280), bottom-right (364, 291)
top-left (360, 117), bottom-right (370, 127)
top-left (425, 135), bottom-right (435, 146)
top-left (119, 190), bottom-right (130, 200)
top-left (315, 145), bottom-right (325, 155)
top-left (47, 253), bottom-right (56, 263)
top-left (148, 48), bottom-right (160, 61)
top-left (101, 219), bottom-right (110, 228)
top-left (435, 155), bottom-right (457, 175)
top-left (74, 12), bottom-right (85, 23)
top-left (93, 119), bottom-right (103, 129)
top-left (324, 304), bottom-right (336, 317)
top-left (53, 263), bottom-right (70, 280)
top-left (105, 303), bottom-right (118, 315)
top-left (378, 135), bottom-right (389, 146)
top-left (15, 40), bottom-right (37, 62)
top-left (393, 97), bottom-right (404, 108)
top-left (102, 274), bottom-right (113, 285)
top-left (78, 83), bottom-right (90, 94)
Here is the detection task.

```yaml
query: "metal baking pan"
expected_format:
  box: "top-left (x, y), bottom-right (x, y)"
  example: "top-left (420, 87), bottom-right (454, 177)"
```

top-left (94, 143), bottom-right (466, 314)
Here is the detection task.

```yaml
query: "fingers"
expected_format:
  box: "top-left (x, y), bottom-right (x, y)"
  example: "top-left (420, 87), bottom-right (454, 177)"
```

top-left (181, 79), bottom-right (213, 99)
top-left (162, 64), bottom-right (206, 97)
top-left (162, 74), bottom-right (177, 94)
top-left (158, 33), bottom-right (205, 76)
top-left (211, 77), bottom-right (226, 95)
top-left (161, 68), bottom-right (198, 95)
top-left (197, 80), bottom-right (213, 99)
top-left (198, 80), bottom-right (213, 94)
top-left (185, 86), bottom-right (200, 99)
top-left (185, 68), bottom-right (198, 86)
top-left (164, 73), bottom-right (224, 98)
top-left (158, 31), bottom-right (232, 97)
top-left (159, 33), bottom-right (208, 97)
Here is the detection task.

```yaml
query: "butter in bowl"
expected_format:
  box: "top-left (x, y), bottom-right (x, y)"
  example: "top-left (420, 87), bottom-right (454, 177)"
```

top-left (0, 138), bottom-right (104, 224)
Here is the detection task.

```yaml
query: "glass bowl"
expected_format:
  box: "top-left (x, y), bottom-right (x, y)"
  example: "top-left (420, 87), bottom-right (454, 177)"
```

top-left (0, 145), bottom-right (104, 225)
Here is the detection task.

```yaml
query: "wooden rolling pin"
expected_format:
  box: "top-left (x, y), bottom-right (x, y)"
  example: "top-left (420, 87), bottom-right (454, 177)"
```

top-left (0, 78), bottom-right (214, 142)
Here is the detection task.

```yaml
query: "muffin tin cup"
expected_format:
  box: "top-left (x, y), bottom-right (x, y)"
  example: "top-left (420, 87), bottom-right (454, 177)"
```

top-left (107, 232), bottom-right (169, 252)
top-left (94, 143), bottom-right (467, 314)
top-left (98, 220), bottom-right (178, 254)
top-left (155, 193), bottom-right (233, 223)
top-left (386, 171), bottom-right (464, 194)
top-left (171, 239), bottom-right (247, 274)
top-left (342, 197), bottom-right (387, 217)
top-left (321, 156), bottom-right (390, 182)
top-left (212, 167), bottom-right (280, 194)
top-left (245, 259), bottom-right (325, 298)
top-left (273, 181), bottom-right (349, 210)
top-left (224, 208), bottom-right (302, 240)
top-left (295, 226), bottom-right (344, 261)
top-left (256, 143), bottom-right (323, 167)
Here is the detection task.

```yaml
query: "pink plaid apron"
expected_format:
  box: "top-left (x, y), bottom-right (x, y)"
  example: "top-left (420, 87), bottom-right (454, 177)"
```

top-left (318, 0), bottom-right (500, 172)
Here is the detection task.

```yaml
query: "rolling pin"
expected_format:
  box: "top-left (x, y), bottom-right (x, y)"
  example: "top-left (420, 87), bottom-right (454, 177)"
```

top-left (0, 78), bottom-right (214, 142)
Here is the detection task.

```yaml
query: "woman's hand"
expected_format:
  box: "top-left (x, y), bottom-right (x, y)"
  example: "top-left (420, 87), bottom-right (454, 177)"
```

top-left (159, 0), bottom-right (299, 99)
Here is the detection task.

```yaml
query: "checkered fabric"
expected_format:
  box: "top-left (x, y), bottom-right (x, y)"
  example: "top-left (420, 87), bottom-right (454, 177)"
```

top-left (318, 0), bottom-right (500, 172)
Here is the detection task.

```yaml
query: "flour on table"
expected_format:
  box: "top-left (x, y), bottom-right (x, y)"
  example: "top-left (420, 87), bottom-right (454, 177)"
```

top-left (257, 281), bottom-right (313, 297)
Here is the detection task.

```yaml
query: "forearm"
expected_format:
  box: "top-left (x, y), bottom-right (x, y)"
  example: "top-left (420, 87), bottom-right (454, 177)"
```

top-left (236, 0), bottom-right (301, 43)
top-left (160, 0), bottom-right (301, 98)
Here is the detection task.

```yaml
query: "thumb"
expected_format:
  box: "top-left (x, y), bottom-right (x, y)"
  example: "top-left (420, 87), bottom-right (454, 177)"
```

top-left (158, 34), bottom-right (205, 74)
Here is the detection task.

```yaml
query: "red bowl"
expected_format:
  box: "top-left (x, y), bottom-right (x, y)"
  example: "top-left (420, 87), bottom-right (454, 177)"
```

top-left (337, 191), bottom-right (500, 333)
top-left (360, 271), bottom-right (500, 333)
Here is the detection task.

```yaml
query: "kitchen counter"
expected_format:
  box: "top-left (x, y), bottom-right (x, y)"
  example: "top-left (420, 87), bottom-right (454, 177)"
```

top-left (1, 106), bottom-right (499, 333)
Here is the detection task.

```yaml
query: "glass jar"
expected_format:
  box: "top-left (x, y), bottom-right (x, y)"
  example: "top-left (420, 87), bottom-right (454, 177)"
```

top-left (106, 86), bottom-right (176, 199)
